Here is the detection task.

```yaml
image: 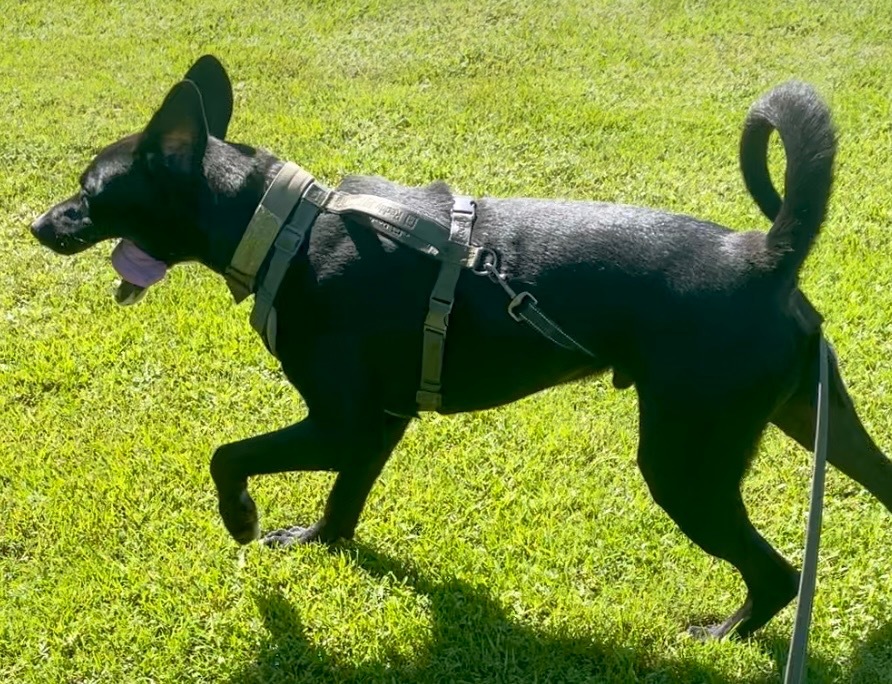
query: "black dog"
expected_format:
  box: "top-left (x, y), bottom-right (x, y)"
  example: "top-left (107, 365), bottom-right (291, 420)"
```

top-left (31, 55), bottom-right (892, 640)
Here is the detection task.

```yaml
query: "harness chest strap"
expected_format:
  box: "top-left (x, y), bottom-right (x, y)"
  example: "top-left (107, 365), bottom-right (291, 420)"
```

top-left (225, 162), bottom-right (313, 303)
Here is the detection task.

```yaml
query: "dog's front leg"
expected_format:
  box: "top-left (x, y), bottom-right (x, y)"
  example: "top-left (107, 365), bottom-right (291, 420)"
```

top-left (210, 413), bottom-right (409, 545)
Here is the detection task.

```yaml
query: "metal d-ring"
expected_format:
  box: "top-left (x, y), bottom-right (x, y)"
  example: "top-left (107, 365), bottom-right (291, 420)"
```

top-left (471, 247), bottom-right (498, 277)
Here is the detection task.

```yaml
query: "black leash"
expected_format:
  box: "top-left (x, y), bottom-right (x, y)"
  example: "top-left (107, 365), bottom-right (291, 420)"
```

top-left (472, 248), bottom-right (596, 358)
top-left (784, 335), bottom-right (830, 684)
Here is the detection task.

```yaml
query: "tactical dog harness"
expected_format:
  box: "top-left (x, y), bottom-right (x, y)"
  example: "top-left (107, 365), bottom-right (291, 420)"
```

top-left (224, 162), bottom-right (596, 412)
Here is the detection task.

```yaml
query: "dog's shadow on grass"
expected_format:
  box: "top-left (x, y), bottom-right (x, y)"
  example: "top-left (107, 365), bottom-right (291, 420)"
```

top-left (227, 543), bottom-right (846, 684)
top-left (754, 618), bottom-right (892, 684)
top-left (839, 619), bottom-right (892, 683)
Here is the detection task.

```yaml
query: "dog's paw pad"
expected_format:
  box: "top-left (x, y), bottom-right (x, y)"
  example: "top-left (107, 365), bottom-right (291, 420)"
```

top-left (686, 626), bottom-right (711, 642)
top-left (685, 624), bottom-right (725, 642)
top-left (260, 526), bottom-right (309, 548)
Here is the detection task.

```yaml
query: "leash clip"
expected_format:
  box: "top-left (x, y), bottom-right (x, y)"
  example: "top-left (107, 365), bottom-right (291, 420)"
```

top-left (481, 261), bottom-right (520, 300)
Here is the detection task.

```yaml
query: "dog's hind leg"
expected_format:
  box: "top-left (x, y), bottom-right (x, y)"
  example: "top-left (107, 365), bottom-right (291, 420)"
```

top-left (636, 394), bottom-right (798, 639)
top-left (210, 413), bottom-right (409, 545)
top-left (771, 342), bottom-right (892, 512)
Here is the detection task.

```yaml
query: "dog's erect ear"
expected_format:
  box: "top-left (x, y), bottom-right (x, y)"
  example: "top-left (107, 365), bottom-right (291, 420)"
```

top-left (183, 54), bottom-right (233, 140)
top-left (137, 80), bottom-right (209, 174)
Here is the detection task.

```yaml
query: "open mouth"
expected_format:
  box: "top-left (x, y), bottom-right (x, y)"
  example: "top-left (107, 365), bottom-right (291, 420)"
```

top-left (111, 240), bottom-right (168, 288)
top-left (106, 240), bottom-right (168, 306)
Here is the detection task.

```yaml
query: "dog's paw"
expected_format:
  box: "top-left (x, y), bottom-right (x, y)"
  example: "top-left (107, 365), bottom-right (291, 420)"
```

top-left (259, 520), bottom-right (346, 548)
top-left (218, 488), bottom-right (260, 545)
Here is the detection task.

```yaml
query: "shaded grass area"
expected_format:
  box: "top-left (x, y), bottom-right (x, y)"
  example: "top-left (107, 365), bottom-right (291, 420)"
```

top-left (3, 1), bottom-right (892, 682)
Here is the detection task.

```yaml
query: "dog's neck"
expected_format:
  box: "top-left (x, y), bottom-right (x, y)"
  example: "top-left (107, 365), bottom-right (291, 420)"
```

top-left (196, 139), bottom-right (286, 275)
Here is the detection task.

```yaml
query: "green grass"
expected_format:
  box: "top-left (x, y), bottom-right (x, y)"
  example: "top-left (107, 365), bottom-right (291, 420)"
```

top-left (3, 0), bottom-right (892, 681)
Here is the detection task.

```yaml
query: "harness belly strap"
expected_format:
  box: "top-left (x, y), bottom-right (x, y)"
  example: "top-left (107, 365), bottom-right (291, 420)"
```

top-left (416, 196), bottom-right (475, 411)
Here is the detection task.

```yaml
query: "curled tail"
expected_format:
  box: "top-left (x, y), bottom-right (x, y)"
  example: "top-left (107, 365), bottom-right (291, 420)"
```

top-left (739, 81), bottom-right (837, 279)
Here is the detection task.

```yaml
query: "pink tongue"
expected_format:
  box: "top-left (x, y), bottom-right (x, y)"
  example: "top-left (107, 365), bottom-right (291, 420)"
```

top-left (111, 240), bottom-right (168, 288)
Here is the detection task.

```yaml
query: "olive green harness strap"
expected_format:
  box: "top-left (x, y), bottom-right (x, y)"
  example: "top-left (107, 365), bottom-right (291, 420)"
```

top-left (308, 187), bottom-right (475, 266)
top-left (225, 162), bottom-right (313, 303)
top-left (249, 181), bottom-right (326, 354)
top-left (416, 196), bottom-right (475, 411)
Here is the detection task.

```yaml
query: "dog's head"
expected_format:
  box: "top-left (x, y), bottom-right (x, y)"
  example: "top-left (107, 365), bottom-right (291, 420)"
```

top-left (30, 55), bottom-right (235, 273)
